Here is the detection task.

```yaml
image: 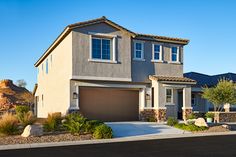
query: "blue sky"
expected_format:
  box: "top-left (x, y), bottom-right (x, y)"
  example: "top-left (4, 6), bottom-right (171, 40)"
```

top-left (0, 0), bottom-right (236, 91)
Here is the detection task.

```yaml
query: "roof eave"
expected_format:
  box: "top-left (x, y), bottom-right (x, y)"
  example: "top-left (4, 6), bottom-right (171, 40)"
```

top-left (34, 27), bottom-right (71, 67)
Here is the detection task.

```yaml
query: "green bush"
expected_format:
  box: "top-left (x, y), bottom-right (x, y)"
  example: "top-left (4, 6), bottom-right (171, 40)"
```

top-left (174, 123), bottom-right (207, 132)
top-left (186, 113), bottom-right (197, 120)
top-left (15, 106), bottom-right (30, 115)
top-left (167, 117), bottom-right (178, 126)
top-left (17, 111), bottom-right (36, 127)
top-left (63, 113), bottom-right (87, 134)
top-left (146, 117), bottom-right (157, 122)
top-left (0, 113), bottom-right (18, 135)
top-left (93, 124), bottom-right (113, 139)
top-left (205, 112), bottom-right (214, 119)
top-left (84, 120), bottom-right (104, 133)
top-left (43, 112), bottom-right (62, 132)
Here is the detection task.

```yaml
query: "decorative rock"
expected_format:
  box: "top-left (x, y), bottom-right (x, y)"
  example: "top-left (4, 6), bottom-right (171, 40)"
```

top-left (186, 119), bottom-right (196, 125)
top-left (222, 124), bottom-right (231, 130)
top-left (194, 118), bottom-right (208, 127)
top-left (21, 125), bottom-right (43, 137)
top-left (61, 119), bottom-right (67, 124)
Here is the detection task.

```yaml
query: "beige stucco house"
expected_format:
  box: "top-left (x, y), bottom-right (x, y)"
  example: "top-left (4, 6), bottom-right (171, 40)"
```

top-left (34, 16), bottom-right (196, 122)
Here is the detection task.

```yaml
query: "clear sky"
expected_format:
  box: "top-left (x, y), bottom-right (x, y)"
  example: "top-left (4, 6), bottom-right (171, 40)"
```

top-left (0, 0), bottom-right (236, 91)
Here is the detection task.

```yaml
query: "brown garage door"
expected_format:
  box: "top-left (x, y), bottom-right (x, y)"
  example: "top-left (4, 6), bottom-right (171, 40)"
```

top-left (80, 87), bottom-right (139, 122)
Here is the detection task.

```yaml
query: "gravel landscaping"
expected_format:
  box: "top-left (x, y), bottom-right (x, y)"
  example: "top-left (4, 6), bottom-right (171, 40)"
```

top-left (0, 133), bottom-right (93, 145)
top-left (195, 125), bottom-right (230, 133)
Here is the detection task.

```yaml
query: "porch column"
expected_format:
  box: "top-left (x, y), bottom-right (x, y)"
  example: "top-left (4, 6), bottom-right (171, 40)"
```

top-left (182, 87), bottom-right (192, 121)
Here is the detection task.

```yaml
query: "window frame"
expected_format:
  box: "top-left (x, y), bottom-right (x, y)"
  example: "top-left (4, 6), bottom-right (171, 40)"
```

top-left (151, 43), bottom-right (163, 62)
top-left (170, 46), bottom-right (180, 63)
top-left (88, 32), bottom-right (117, 63)
top-left (91, 37), bottom-right (111, 60)
top-left (133, 41), bottom-right (145, 61)
top-left (165, 88), bottom-right (173, 104)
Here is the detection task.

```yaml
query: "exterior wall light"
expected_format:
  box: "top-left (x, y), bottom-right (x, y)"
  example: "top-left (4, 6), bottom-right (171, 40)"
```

top-left (73, 92), bottom-right (78, 99)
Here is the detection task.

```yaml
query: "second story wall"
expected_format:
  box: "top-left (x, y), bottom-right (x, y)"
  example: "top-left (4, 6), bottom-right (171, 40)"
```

top-left (36, 32), bottom-right (72, 117)
top-left (131, 38), bottom-right (184, 83)
top-left (72, 22), bottom-right (132, 81)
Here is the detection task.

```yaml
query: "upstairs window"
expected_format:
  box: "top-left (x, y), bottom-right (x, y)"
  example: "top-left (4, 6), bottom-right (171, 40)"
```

top-left (134, 42), bottom-right (144, 60)
top-left (171, 46), bottom-right (179, 62)
top-left (153, 44), bottom-right (162, 61)
top-left (46, 59), bottom-right (49, 74)
top-left (92, 38), bottom-right (111, 60)
top-left (41, 63), bottom-right (44, 73)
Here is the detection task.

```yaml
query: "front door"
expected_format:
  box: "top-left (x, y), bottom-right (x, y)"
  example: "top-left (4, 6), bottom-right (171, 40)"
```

top-left (178, 91), bottom-right (183, 119)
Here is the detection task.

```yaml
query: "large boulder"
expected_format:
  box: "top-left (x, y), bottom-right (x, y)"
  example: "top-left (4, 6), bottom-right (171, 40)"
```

top-left (194, 118), bottom-right (208, 127)
top-left (21, 125), bottom-right (43, 137)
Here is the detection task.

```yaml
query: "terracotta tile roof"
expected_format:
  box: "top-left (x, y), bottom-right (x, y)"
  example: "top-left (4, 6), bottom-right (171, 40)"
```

top-left (149, 75), bottom-right (196, 83)
top-left (136, 33), bottom-right (189, 44)
top-left (67, 16), bottom-right (136, 37)
top-left (35, 16), bottom-right (189, 67)
top-left (67, 16), bottom-right (189, 44)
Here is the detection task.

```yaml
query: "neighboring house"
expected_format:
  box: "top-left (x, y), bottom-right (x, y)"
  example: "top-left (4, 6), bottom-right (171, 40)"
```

top-left (34, 16), bottom-right (196, 122)
top-left (184, 72), bottom-right (236, 113)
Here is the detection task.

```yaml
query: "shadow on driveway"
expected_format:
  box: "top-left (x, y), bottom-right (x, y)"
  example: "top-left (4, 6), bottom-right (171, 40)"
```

top-left (106, 122), bottom-right (188, 138)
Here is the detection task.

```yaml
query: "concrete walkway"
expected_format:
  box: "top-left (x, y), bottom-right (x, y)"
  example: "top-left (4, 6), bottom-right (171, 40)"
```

top-left (106, 121), bottom-right (190, 138)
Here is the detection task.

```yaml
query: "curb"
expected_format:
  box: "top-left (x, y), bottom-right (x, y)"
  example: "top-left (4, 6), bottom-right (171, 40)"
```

top-left (1, 131), bottom-right (236, 150)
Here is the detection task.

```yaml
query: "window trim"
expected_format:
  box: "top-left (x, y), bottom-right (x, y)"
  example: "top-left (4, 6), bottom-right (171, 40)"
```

top-left (133, 41), bottom-right (145, 61)
top-left (89, 33), bottom-right (117, 63)
top-left (170, 46), bottom-right (180, 63)
top-left (165, 88), bottom-right (173, 104)
top-left (151, 43), bottom-right (163, 62)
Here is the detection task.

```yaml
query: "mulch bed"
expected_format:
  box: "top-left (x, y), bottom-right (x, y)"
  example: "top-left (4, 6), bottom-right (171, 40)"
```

top-left (0, 133), bottom-right (93, 145)
top-left (195, 125), bottom-right (230, 133)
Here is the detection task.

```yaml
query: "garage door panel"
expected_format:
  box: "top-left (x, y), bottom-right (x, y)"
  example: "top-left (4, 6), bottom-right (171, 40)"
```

top-left (80, 87), bottom-right (139, 122)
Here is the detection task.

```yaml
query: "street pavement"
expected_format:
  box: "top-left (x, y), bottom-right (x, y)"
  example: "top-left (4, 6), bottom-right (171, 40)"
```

top-left (0, 134), bottom-right (236, 157)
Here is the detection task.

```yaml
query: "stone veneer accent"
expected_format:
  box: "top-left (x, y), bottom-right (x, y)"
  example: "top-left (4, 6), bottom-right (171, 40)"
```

top-left (182, 108), bottom-right (192, 120)
top-left (140, 109), bottom-right (167, 122)
top-left (157, 109), bottom-right (167, 122)
top-left (213, 112), bottom-right (236, 122)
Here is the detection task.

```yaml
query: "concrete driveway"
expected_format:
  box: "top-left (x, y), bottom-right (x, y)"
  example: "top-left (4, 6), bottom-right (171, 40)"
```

top-left (106, 121), bottom-right (189, 138)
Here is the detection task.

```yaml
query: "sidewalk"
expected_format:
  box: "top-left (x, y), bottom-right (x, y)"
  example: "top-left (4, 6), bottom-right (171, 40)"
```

top-left (1, 131), bottom-right (236, 151)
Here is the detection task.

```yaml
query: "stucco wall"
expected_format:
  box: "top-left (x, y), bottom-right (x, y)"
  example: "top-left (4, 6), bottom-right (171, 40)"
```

top-left (72, 22), bottom-right (132, 81)
top-left (35, 32), bottom-right (72, 118)
top-left (131, 39), bottom-right (184, 83)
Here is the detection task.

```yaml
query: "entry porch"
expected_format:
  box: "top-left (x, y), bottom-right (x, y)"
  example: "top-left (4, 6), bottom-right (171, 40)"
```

top-left (140, 76), bottom-right (197, 122)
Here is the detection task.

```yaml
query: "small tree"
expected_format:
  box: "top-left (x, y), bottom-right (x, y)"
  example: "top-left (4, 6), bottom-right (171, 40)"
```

top-left (202, 79), bottom-right (236, 122)
top-left (16, 79), bottom-right (27, 88)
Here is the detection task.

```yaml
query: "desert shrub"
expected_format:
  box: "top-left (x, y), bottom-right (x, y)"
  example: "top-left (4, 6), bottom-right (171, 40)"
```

top-left (17, 111), bottom-right (36, 127)
top-left (0, 113), bottom-right (18, 135)
top-left (174, 123), bottom-right (207, 132)
top-left (63, 113), bottom-right (87, 134)
top-left (167, 117), bottom-right (178, 126)
top-left (93, 124), bottom-right (113, 139)
top-left (84, 120), bottom-right (104, 133)
top-left (15, 106), bottom-right (30, 115)
top-left (146, 117), bottom-right (157, 122)
top-left (186, 113), bottom-right (197, 120)
top-left (205, 112), bottom-right (214, 119)
top-left (186, 119), bottom-right (195, 125)
top-left (43, 112), bottom-right (62, 132)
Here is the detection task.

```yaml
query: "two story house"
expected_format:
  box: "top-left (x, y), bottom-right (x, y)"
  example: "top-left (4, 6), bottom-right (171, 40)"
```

top-left (34, 16), bottom-right (196, 122)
